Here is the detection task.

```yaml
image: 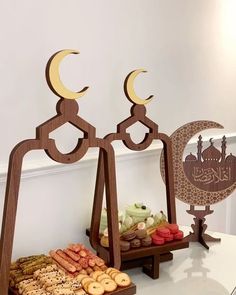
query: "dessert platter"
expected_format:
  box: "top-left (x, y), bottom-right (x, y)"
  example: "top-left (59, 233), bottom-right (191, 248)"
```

top-left (88, 67), bottom-right (189, 280)
top-left (9, 243), bottom-right (136, 295)
top-left (87, 203), bottom-right (189, 279)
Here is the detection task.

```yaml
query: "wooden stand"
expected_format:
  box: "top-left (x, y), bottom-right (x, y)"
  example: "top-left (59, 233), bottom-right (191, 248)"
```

top-left (86, 228), bottom-right (188, 279)
top-left (185, 205), bottom-right (221, 250)
top-left (89, 70), bottom-right (189, 279)
top-left (0, 51), bottom-right (125, 295)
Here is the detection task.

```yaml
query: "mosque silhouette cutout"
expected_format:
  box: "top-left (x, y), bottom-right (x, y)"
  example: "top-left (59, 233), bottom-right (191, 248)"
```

top-left (183, 136), bottom-right (236, 192)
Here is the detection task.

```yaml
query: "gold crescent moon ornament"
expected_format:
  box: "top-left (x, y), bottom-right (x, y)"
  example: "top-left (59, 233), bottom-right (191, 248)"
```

top-left (46, 49), bottom-right (89, 99)
top-left (124, 69), bottom-right (154, 105)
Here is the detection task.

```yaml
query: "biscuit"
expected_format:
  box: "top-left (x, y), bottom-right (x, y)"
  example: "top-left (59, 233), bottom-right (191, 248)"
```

top-left (135, 229), bottom-right (147, 239)
top-left (87, 281), bottom-right (105, 295)
top-left (122, 230), bottom-right (136, 241)
top-left (114, 273), bottom-right (131, 287)
top-left (110, 271), bottom-right (120, 280)
top-left (81, 277), bottom-right (95, 288)
top-left (96, 273), bottom-right (110, 282)
top-left (105, 267), bottom-right (116, 275)
top-left (90, 270), bottom-right (103, 280)
top-left (120, 240), bottom-right (130, 252)
top-left (130, 238), bottom-right (141, 248)
top-left (100, 278), bottom-right (117, 292)
top-left (141, 236), bottom-right (152, 247)
top-left (76, 273), bottom-right (89, 283)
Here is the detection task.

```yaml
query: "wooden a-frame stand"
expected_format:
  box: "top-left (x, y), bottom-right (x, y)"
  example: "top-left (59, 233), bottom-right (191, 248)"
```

top-left (0, 98), bottom-right (124, 295)
top-left (0, 49), bottom-right (133, 295)
top-left (88, 72), bottom-right (189, 279)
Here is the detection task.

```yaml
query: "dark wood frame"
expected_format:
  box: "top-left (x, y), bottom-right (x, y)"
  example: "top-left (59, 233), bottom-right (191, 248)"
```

top-left (89, 104), bottom-right (188, 279)
top-left (0, 99), bottom-right (121, 295)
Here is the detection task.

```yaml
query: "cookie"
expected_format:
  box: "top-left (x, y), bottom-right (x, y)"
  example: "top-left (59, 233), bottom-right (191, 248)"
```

top-left (100, 278), bottom-right (117, 292)
top-left (76, 274), bottom-right (89, 283)
top-left (110, 270), bottom-right (120, 280)
top-left (141, 235), bottom-right (152, 247)
top-left (90, 270), bottom-right (104, 280)
top-left (52, 289), bottom-right (74, 295)
top-left (100, 236), bottom-right (109, 248)
top-left (86, 267), bottom-right (94, 275)
top-left (130, 238), bottom-right (141, 248)
top-left (75, 290), bottom-right (87, 295)
top-left (96, 273), bottom-right (110, 282)
top-left (81, 277), bottom-right (95, 288)
top-left (105, 268), bottom-right (117, 275)
top-left (114, 273), bottom-right (131, 287)
top-left (122, 230), bottom-right (136, 241)
top-left (99, 265), bottom-right (107, 272)
top-left (135, 229), bottom-right (147, 239)
top-left (137, 222), bottom-right (146, 230)
top-left (95, 258), bottom-right (105, 267)
top-left (120, 240), bottom-right (130, 252)
top-left (87, 281), bottom-right (105, 295)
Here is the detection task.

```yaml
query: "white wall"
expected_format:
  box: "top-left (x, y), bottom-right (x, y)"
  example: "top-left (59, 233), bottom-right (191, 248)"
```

top-left (0, 0), bottom-right (236, 258)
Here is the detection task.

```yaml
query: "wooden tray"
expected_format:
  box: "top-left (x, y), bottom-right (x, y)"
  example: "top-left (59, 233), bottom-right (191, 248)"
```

top-left (9, 284), bottom-right (136, 295)
top-left (86, 229), bottom-right (189, 279)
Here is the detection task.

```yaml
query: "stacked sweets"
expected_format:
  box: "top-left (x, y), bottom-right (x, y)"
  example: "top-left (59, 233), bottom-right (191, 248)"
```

top-left (9, 243), bottom-right (132, 295)
top-left (9, 255), bottom-right (54, 289)
top-left (151, 224), bottom-right (183, 245)
top-left (100, 203), bottom-right (184, 251)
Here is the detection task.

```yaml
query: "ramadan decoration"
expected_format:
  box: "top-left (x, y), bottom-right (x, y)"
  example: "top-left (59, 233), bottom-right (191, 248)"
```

top-left (161, 121), bottom-right (236, 249)
top-left (88, 69), bottom-right (189, 279)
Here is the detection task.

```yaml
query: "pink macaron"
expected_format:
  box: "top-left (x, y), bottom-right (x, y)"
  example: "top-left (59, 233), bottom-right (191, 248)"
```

top-left (165, 223), bottom-right (179, 234)
top-left (152, 234), bottom-right (165, 245)
top-left (174, 230), bottom-right (184, 240)
top-left (156, 227), bottom-right (171, 238)
top-left (164, 234), bottom-right (174, 242)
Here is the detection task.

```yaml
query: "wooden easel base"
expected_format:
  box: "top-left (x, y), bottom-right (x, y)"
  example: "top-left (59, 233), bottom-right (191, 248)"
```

top-left (185, 219), bottom-right (221, 250)
top-left (186, 232), bottom-right (221, 250)
top-left (9, 284), bottom-right (136, 295)
top-left (185, 211), bottom-right (221, 250)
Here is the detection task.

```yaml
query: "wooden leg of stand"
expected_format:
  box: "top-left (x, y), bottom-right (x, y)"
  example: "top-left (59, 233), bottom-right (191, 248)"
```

top-left (143, 254), bottom-right (160, 279)
top-left (203, 234), bottom-right (221, 243)
top-left (198, 219), bottom-right (209, 250)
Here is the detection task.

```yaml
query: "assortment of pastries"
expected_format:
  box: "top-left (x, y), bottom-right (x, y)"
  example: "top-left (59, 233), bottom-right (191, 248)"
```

top-left (9, 244), bottom-right (132, 295)
top-left (9, 203), bottom-right (184, 294)
top-left (100, 203), bottom-right (184, 251)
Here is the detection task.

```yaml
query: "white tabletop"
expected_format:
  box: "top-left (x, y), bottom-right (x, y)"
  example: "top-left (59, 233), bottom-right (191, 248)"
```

top-left (126, 227), bottom-right (236, 295)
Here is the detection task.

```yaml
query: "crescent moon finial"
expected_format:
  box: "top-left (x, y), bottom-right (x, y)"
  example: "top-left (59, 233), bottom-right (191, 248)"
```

top-left (124, 69), bottom-right (154, 105)
top-left (46, 49), bottom-right (89, 100)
